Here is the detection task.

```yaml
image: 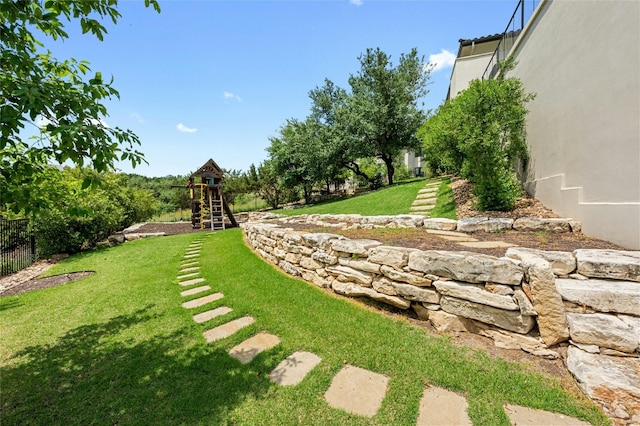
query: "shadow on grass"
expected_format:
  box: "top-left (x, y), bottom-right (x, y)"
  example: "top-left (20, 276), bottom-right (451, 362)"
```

top-left (2, 306), bottom-right (272, 425)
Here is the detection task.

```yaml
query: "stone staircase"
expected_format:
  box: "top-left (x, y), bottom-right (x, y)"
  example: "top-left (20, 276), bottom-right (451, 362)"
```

top-left (173, 237), bottom-right (590, 424)
top-left (410, 180), bottom-right (441, 215)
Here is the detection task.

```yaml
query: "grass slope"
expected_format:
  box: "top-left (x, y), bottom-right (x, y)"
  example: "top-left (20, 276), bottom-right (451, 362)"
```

top-left (0, 230), bottom-right (607, 425)
top-left (275, 178), bottom-right (429, 216)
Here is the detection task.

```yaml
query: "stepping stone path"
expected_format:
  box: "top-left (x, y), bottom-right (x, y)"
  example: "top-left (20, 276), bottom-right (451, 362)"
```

top-left (410, 181), bottom-right (441, 215)
top-left (169, 238), bottom-right (589, 424)
top-left (203, 316), bottom-right (255, 343)
top-left (414, 196), bottom-right (521, 248)
top-left (179, 277), bottom-right (205, 287)
top-left (193, 306), bottom-right (233, 323)
top-left (181, 292), bottom-right (224, 309)
top-left (504, 404), bottom-right (590, 425)
top-left (324, 365), bottom-right (389, 418)
top-left (229, 332), bottom-right (280, 364)
top-left (417, 387), bottom-right (472, 425)
top-left (269, 351), bottom-right (322, 386)
top-left (177, 272), bottom-right (200, 280)
top-left (180, 285), bottom-right (210, 297)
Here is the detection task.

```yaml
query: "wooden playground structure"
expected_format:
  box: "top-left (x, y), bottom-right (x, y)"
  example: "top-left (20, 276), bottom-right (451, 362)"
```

top-left (173, 159), bottom-right (238, 230)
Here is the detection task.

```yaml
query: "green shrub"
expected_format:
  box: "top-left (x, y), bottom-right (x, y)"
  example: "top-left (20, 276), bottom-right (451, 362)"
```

top-left (418, 59), bottom-right (534, 211)
top-left (31, 168), bottom-right (157, 256)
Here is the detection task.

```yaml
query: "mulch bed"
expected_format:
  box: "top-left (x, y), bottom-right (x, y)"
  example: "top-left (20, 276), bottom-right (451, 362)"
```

top-left (1, 271), bottom-right (94, 297)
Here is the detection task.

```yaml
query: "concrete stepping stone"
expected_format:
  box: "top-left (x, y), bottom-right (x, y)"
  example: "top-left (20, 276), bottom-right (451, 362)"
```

top-left (179, 277), bottom-right (205, 287)
top-left (203, 316), bottom-right (255, 343)
top-left (269, 351), bottom-right (322, 386)
top-left (180, 285), bottom-right (211, 297)
top-left (412, 198), bottom-right (437, 206)
top-left (229, 332), bottom-right (281, 364)
top-left (416, 386), bottom-right (472, 426)
top-left (415, 193), bottom-right (437, 199)
top-left (185, 250), bottom-right (200, 255)
top-left (179, 266), bottom-right (200, 273)
top-left (410, 205), bottom-right (434, 212)
top-left (183, 253), bottom-right (199, 259)
top-left (504, 404), bottom-right (590, 425)
top-left (324, 365), bottom-right (389, 418)
top-left (182, 292), bottom-right (223, 309)
top-left (193, 306), bottom-right (233, 323)
top-left (458, 241), bottom-right (518, 248)
top-left (177, 272), bottom-right (200, 280)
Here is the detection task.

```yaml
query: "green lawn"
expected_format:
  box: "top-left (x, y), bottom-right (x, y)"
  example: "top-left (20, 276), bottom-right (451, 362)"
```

top-left (275, 178), bottom-right (431, 216)
top-left (0, 230), bottom-right (607, 425)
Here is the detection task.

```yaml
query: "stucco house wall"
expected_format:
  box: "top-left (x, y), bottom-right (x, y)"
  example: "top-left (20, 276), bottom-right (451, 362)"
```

top-left (448, 53), bottom-right (494, 99)
top-left (505, 0), bottom-right (639, 249)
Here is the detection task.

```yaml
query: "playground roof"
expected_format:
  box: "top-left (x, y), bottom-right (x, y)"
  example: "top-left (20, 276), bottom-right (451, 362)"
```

top-left (191, 158), bottom-right (224, 182)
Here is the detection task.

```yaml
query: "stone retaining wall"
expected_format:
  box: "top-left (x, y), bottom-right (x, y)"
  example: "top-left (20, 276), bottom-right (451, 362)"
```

top-left (267, 213), bottom-right (582, 233)
top-left (243, 218), bottom-right (639, 355)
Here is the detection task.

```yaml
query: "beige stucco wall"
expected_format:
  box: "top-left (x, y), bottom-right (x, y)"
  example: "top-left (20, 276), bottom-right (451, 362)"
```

top-left (506, 0), bottom-right (640, 249)
top-left (448, 53), bottom-right (492, 98)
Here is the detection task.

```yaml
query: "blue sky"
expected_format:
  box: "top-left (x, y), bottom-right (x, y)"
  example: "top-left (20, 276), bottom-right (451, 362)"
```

top-left (39, 0), bottom-right (518, 177)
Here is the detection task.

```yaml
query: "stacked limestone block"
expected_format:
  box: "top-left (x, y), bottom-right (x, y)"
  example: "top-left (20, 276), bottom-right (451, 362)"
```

top-left (244, 222), bottom-right (540, 335)
top-left (245, 220), bottom-right (640, 423)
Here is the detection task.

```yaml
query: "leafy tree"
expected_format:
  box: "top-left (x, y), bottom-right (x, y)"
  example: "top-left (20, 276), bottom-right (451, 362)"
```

top-left (268, 119), bottom-right (325, 201)
top-left (221, 168), bottom-right (247, 207)
top-left (1, 0), bottom-right (160, 215)
top-left (341, 48), bottom-right (429, 185)
top-left (254, 161), bottom-right (284, 209)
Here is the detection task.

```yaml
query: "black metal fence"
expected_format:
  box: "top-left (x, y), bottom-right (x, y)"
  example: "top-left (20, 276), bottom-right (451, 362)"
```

top-left (1, 218), bottom-right (37, 276)
top-left (482, 0), bottom-right (541, 80)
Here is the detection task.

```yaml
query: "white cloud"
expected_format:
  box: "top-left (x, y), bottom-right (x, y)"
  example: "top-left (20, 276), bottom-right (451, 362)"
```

top-left (223, 91), bottom-right (242, 103)
top-left (350, 0), bottom-right (363, 5)
top-left (177, 123), bottom-right (198, 133)
top-left (428, 49), bottom-right (456, 72)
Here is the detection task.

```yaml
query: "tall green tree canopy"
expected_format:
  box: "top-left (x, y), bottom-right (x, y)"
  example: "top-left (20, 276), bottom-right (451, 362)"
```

top-left (341, 47), bottom-right (429, 185)
top-left (0, 0), bottom-right (160, 215)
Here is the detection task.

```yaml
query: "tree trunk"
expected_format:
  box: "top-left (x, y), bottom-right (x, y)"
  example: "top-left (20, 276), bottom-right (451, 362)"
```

top-left (382, 154), bottom-right (395, 186)
top-left (343, 161), bottom-right (374, 186)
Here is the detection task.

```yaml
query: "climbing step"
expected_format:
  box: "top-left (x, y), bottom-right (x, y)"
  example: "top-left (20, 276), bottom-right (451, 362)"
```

top-left (229, 332), bottom-right (281, 364)
top-left (324, 365), bottom-right (389, 418)
top-left (193, 306), bottom-right (233, 323)
top-left (415, 193), bottom-right (437, 199)
top-left (504, 404), bottom-right (590, 426)
top-left (269, 351), bottom-right (322, 386)
top-left (179, 277), bottom-right (206, 287)
top-left (177, 272), bottom-right (200, 280)
top-left (179, 266), bottom-right (200, 273)
top-left (180, 285), bottom-right (211, 297)
top-left (412, 198), bottom-right (437, 206)
top-left (181, 292), bottom-right (223, 309)
top-left (203, 316), bottom-right (255, 343)
top-left (416, 386), bottom-right (472, 426)
top-left (417, 188), bottom-right (438, 195)
top-left (410, 206), bottom-right (434, 212)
